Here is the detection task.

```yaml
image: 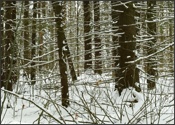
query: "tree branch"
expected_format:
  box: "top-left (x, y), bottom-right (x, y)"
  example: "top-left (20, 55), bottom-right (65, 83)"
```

top-left (1, 88), bottom-right (63, 124)
top-left (126, 42), bottom-right (174, 64)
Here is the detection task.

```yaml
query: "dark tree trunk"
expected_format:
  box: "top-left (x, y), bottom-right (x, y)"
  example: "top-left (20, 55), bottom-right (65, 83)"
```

top-left (31, 2), bottom-right (36, 85)
top-left (38, 2), bottom-right (43, 71)
top-left (1, 1), bottom-right (4, 88)
top-left (94, 1), bottom-right (102, 75)
top-left (113, 2), bottom-right (141, 95)
top-left (84, 1), bottom-right (92, 70)
top-left (66, 45), bottom-right (77, 81)
top-left (52, 1), bottom-right (70, 107)
top-left (147, 1), bottom-right (157, 90)
top-left (76, 2), bottom-right (80, 76)
top-left (23, 1), bottom-right (31, 77)
top-left (11, 1), bottom-right (17, 86)
top-left (2, 1), bottom-right (17, 91)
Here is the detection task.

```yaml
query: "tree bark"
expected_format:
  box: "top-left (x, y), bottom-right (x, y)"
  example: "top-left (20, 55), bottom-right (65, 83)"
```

top-left (52, 1), bottom-right (69, 107)
top-left (94, 1), bottom-right (102, 75)
top-left (2, 1), bottom-right (17, 91)
top-left (31, 1), bottom-right (36, 86)
top-left (66, 45), bottom-right (77, 81)
top-left (38, 2), bottom-right (43, 71)
top-left (113, 2), bottom-right (141, 95)
top-left (76, 2), bottom-right (80, 76)
top-left (84, 1), bottom-right (92, 70)
top-left (1, 1), bottom-right (4, 88)
top-left (23, 1), bottom-right (31, 77)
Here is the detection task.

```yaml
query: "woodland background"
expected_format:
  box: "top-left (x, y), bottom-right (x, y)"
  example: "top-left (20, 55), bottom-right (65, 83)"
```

top-left (1, 1), bottom-right (174, 124)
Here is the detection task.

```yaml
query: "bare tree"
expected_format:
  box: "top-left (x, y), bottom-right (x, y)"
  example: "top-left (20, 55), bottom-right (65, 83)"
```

top-left (52, 1), bottom-right (69, 107)
top-left (84, 1), bottom-right (92, 70)
top-left (30, 1), bottom-right (37, 99)
top-left (76, 1), bottom-right (80, 76)
top-left (1, 1), bottom-right (17, 91)
top-left (94, 1), bottom-right (102, 75)
top-left (1, 1), bottom-right (4, 88)
top-left (38, 2), bottom-right (43, 72)
top-left (113, 2), bottom-right (141, 95)
top-left (23, 1), bottom-right (31, 78)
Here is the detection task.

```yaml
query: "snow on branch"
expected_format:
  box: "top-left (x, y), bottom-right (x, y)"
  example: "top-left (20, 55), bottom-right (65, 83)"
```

top-left (126, 42), bottom-right (174, 64)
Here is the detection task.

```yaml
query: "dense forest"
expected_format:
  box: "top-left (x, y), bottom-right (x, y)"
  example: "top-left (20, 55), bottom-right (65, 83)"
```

top-left (1, 1), bottom-right (174, 124)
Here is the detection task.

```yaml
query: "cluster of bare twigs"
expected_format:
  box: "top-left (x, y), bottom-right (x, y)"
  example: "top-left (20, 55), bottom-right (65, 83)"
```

top-left (1, 74), bottom-right (174, 124)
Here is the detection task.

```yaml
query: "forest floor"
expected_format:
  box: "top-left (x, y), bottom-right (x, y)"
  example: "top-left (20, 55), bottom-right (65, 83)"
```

top-left (1, 70), bottom-right (174, 124)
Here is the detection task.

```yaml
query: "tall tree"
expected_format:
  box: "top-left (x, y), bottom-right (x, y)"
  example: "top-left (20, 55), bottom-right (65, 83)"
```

top-left (94, 1), bottom-right (102, 75)
top-left (38, 2), bottom-right (43, 72)
top-left (84, 1), bottom-right (92, 70)
top-left (113, 2), bottom-right (141, 95)
top-left (52, 1), bottom-right (69, 107)
top-left (1, 1), bottom-right (4, 88)
top-left (31, 1), bottom-right (37, 87)
top-left (147, 1), bottom-right (157, 90)
top-left (76, 1), bottom-right (80, 76)
top-left (1, 1), bottom-right (17, 91)
top-left (23, 1), bottom-right (30, 77)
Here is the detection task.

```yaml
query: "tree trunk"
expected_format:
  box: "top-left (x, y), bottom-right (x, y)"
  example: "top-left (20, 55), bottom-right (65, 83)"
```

top-left (113, 2), bottom-right (141, 95)
top-left (2, 1), bottom-right (17, 91)
top-left (38, 2), bottom-right (43, 72)
top-left (76, 2), bottom-right (80, 76)
top-left (147, 1), bottom-right (157, 90)
top-left (94, 1), bottom-right (102, 75)
top-left (23, 1), bottom-right (31, 77)
top-left (1, 1), bottom-right (4, 88)
top-left (52, 1), bottom-right (69, 107)
top-left (31, 1), bottom-right (36, 86)
top-left (84, 1), bottom-right (92, 70)
top-left (66, 45), bottom-right (77, 81)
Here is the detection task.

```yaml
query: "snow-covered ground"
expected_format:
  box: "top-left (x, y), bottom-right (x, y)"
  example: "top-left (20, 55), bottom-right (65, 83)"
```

top-left (1, 70), bottom-right (174, 124)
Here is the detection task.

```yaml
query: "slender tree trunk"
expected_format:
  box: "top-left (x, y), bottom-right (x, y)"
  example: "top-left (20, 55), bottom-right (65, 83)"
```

top-left (94, 1), bottom-right (102, 75)
top-left (23, 1), bottom-right (30, 77)
top-left (38, 2), bottom-right (43, 72)
top-left (31, 1), bottom-right (36, 86)
top-left (84, 1), bottom-right (92, 70)
top-left (66, 45), bottom-right (77, 81)
top-left (1, 1), bottom-right (4, 88)
top-left (52, 1), bottom-right (69, 107)
top-left (2, 1), bottom-right (17, 91)
top-left (76, 2), bottom-right (80, 76)
top-left (10, 1), bottom-right (17, 86)
top-left (113, 2), bottom-right (141, 95)
top-left (147, 1), bottom-right (157, 90)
